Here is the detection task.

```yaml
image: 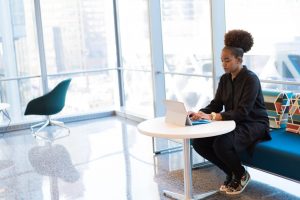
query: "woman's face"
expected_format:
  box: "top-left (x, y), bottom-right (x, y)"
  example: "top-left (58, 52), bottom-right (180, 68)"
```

top-left (221, 49), bottom-right (242, 74)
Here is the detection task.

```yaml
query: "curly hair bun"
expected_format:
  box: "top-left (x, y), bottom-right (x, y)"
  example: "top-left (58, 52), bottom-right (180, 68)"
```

top-left (224, 30), bottom-right (254, 53)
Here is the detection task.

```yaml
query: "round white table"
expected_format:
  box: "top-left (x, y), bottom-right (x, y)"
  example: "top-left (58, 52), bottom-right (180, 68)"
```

top-left (137, 117), bottom-right (236, 200)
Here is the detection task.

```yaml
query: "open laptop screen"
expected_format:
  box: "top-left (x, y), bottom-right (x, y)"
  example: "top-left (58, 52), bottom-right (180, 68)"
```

top-left (164, 100), bottom-right (210, 126)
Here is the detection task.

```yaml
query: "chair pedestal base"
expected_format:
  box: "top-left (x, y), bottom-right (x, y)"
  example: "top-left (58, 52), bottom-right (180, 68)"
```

top-left (31, 119), bottom-right (70, 141)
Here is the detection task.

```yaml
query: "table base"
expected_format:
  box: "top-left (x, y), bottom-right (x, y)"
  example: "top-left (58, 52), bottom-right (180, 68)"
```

top-left (163, 189), bottom-right (217, 200)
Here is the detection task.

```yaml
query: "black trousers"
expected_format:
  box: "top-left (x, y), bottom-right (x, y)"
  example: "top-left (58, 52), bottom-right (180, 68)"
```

top-left (192, 132), bottom-right (245, 180)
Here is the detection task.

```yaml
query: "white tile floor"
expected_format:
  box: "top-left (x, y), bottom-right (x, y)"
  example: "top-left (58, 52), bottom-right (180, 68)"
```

top-left (0, 116), bottom-right (299, 200)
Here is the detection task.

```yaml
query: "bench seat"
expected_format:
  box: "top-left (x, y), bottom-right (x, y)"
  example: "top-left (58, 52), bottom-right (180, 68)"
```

top-left (240, 128), bottom-right (300, 182)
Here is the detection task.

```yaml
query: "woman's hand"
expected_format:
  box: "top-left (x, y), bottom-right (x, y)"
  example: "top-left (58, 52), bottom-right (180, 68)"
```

top-left (187, 111), bottom-right (195, 117)
top-left (188, 111), bottom-right (211, 121)
top-left (197, 111), bottom-right (211, 120)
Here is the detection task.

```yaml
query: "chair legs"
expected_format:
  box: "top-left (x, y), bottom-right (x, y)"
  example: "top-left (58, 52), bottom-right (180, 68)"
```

top-left (31, 120), bottom-right (50, 134)
top-left (31, 118), bottom-right (70, 141)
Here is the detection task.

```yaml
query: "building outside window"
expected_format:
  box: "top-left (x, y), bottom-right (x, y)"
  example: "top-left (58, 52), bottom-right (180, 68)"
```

top-left (0, 0), bottom-right (43, 124)
top-left (0, 0), bottom-right (119, 126)
top-left (226, 0), bottom-right (300, 92)
top-left (40, 0), bottom-right (118, 116)
top-left (118, 0), bottom-right (154, 117)
top-left (161, 0), bottom-right (213, 111)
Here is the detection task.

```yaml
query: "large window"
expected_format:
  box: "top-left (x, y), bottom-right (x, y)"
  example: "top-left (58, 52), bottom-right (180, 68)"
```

top-left (0, 0), bottom-right (119, 127)
top-left (7, 0), bottom-right (300, 129)
top-left (165, 75), bottom-right (213, 110)
top-left (40, 0), bottom-right (117, 72)
top-left (226, 0), bottom-right (300, 92)
top-left (0, 0), bottom-right (43, 124)
top-left (118, 1), bottom-right (151, 70)
top-left (161, 0), bottom-right (213, 110)
top-left (47, 71), bottom-right (118, 117)
top-left (40, 0), bottom-right (118, 115)
top-left (118, 0), bottom-right (153, 117)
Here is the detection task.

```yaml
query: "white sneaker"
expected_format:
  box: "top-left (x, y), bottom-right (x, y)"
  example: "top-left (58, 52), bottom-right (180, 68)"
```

top-left (219, 175), bottom-right (232, 192)
top-left (226, 170), bottom-right (251, 195)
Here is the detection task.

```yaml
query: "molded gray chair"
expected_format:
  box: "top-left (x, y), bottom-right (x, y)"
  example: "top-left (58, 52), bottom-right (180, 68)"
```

top-left (24, 79), bottom-right (71, 139)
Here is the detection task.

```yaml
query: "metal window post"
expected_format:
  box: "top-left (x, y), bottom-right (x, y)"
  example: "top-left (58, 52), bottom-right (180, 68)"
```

top-left (112, 0), bottom-right (125, 107)
top-left (210, 0), bottom-right (226, 94)
top-left (34, 0), bottom-right (49, 94)
top-left (148, 0), bottom-right (166, 117)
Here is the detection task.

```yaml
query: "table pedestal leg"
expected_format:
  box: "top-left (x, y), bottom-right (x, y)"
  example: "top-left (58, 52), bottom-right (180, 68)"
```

top-left (163, 139), bottom-right (218, 200)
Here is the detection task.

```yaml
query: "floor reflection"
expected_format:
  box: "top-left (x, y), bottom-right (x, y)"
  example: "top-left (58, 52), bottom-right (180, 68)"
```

top-left (0, 117), bottom-right (299, 200)
top-left (28, 143), bottom-right (80, 183)
top-left (0, 160), bottom-right (15, 198)
top-left (29, 142), bottom-right (79, 200)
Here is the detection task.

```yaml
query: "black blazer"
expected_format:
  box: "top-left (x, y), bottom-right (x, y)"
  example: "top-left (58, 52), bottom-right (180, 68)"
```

top-left (200, 66), bottom-right (271, 152)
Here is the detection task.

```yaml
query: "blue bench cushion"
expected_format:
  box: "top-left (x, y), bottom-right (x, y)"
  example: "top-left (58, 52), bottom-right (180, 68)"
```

top-left (240, 128), bottom-right (300, 182)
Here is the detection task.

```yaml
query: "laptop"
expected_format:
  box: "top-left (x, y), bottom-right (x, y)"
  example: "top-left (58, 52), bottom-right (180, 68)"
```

top-left (164, 100), bottom-right (211, 126)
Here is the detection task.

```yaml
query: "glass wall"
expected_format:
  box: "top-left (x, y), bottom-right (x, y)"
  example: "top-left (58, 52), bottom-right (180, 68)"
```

top-left (40, 0), bottom-right (117, 72)
top-left (39, 0), bottom-right (118, 116)
top-left (165, 75), bottom-right (213, 111)
top-left (4, 0), bottom-right (300, 129)
top-left (0, 0), bottom-right (119, 127)
top-left (118, 0), bottom-right (153, 117)
top-left (0, 0), bottom-right (43, 124)
top-left (161, 0), bottom-right (213, 111)
top-left (225, 0), bottom-right (300, 92)
top-left (47, 71), bottom-right (118, 117)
